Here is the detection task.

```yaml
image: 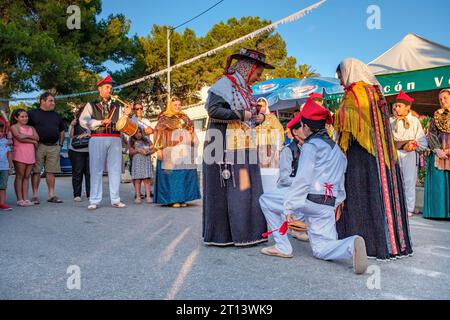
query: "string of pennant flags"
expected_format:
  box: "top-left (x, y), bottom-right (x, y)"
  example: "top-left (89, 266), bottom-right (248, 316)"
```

top-left (0, 0), bottom-right (327, 103)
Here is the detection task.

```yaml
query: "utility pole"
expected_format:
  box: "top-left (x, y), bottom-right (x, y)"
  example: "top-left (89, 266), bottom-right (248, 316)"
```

top-left (167, 28), bottom-right (171, 99)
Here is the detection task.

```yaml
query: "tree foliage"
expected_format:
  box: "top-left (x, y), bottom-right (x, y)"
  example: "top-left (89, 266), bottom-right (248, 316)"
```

top-left (114, 16), bottom-right (320, 115)
top-left (1, 5), bottom-right (320, 120)
top-left (0, 0), bottom-right (134, 100)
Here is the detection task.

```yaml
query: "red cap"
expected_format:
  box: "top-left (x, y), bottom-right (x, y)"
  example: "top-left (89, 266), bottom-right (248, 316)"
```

top-left (286, 112), bottom-right (302, 129)
top-left (396, 90), bottom-right (414, 105)
top-left (309, 92), bottom-right (323, 100)
top-left (301, 98), bottom-right (333, 128)
top-left (96, 75), bottom-right (113, 87)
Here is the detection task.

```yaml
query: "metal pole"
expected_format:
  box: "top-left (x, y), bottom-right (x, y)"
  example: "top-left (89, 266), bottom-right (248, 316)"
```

top-left (167, 28), bottom-right (171, 99)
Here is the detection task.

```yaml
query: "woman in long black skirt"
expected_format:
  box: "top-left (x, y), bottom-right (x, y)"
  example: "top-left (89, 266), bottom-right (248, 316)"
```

top-left (202, 48), bottom-right (275, 247)
top-left (334, 58), bottom-right (413, 260)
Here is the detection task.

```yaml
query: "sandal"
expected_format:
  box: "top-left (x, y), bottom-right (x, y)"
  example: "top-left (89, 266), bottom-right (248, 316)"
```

top-left (146, 198), bottom-right (152, 204)
top-left (23, 200), bottom-right (35, 206)
top-left (261, 246), bottom-right (293, 258)
top-left (17, 200), bottom-right (26, 207)
top-left (31, 197), bottom-right (40, 205)
top-left (112, 202), bottom-right (126, 209)
top-left (290, 230), bottom-right (309, 242)
top-left (353, 236), bottom-right (368, 275)
top-left (48, 196), bottom-right (63, 203)
top-left (134, 198), bottom-right (142, 204)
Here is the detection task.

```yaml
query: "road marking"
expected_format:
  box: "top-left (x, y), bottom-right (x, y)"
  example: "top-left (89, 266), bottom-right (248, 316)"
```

top-left (414, 245), bottom-right (450, 259)
top-left (406, 267), bottom-right (446, 278)
top-left (381, 292), bottom-right (419, 300)
top-left (409, 220), bottom-right (434, 227)
top-left (145, 221), bottom-right (173, 244)
top-left (410, 225), bottom-right (450, 234)
top-left (159, 227), bottom-right (191, 264)
top-left (387, 264), bottom-right (448, 279)
top-left (165, 248), bottom-right (199, 300)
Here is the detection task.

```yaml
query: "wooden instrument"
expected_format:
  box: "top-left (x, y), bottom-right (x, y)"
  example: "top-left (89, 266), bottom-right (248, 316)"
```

top-left (109, 94), bottom-right (133, 119)
top-left (110, 94), bottom-right (132, 108)
top-left (116, 115), bottom-right (138, 136)
top-left (109, 94), bottom-right (137, 135)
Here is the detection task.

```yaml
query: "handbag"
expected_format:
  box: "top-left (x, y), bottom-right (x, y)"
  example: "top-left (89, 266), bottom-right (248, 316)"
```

top-left (71, 125), bottom-right (90, 149)
top-left (71, 136), bottom-right (90, 149)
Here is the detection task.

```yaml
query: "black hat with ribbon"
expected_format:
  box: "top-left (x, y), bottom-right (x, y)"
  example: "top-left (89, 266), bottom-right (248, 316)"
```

top-left (226, 48), bottom-right (275, 71)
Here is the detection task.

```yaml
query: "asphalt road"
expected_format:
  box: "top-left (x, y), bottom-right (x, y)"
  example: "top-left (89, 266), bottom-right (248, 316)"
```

top-left (1, 177), bottom-right (449, 300)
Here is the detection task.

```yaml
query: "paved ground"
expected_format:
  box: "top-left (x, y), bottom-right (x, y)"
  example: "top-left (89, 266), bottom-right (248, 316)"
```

top-left (0, 177), bottom-right (449, 300)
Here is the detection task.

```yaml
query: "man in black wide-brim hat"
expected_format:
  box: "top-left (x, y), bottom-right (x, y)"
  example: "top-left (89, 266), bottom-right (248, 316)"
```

top-left (202, 48), bottom-right (275, 247)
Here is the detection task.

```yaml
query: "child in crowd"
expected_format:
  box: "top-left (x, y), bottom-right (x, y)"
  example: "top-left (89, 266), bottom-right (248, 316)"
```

top-left (0, 122), bottom-right (13, 211)
top-left (10, 109), bottom-right (39, 207)
top-left (129, 128), bottom-right (155, 204)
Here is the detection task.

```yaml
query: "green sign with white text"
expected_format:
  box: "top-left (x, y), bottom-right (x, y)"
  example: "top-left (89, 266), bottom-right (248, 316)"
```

top-left (375, 65), bottom-right (450, 95)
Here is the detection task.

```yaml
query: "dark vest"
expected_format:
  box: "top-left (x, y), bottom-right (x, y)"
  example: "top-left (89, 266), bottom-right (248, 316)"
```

top-left (287, 139), bottom-right (301, 178)
top-left (90, 100), bottom-right (121, 135)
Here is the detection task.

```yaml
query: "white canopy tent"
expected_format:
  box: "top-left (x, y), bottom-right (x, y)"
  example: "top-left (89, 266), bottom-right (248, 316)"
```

top-left (369, 33), bottom-right (450, 115)
top-left (369, 33), bottom-right (450, 75)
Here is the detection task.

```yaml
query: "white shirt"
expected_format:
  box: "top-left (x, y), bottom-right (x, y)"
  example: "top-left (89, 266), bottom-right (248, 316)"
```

top-left (79, 101), bottom-right (124, 131)
top-left (132, 116), bottom-right (152, 130)
top-left (390, 112), bottom-right (428, 152)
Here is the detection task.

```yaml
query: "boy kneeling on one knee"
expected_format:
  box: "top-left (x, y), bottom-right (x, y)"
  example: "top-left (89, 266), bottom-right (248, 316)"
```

top-left (259, 98), bottom-right (368, 275)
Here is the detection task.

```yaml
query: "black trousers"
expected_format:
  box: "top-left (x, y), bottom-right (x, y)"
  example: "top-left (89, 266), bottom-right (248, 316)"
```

top-left (68, 150), bottom-right (90, 198)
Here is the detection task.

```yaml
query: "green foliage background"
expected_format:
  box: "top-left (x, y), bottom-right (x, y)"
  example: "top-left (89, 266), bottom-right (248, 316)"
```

top-left (1, 2), bottom-right (318, 120)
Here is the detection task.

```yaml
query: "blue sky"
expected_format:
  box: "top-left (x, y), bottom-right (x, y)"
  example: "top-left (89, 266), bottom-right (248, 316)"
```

top-left (99, 0), bottom-right (449, 76)
top-left (12, 0), bottom-right (449, 100)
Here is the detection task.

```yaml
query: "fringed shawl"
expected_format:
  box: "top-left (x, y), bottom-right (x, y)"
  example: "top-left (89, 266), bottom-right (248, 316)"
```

top-left (153, 113), bottom-right (194, 150)
top-left (334, 81), bottom-right (397, 169)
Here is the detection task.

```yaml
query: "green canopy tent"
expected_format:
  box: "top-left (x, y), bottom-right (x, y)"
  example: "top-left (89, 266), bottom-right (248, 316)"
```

top-left (369, 33), bottom-right (450, 116)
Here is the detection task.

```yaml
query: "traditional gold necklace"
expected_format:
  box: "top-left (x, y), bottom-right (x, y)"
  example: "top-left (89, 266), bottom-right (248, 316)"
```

top-left (434, 108), bottom-right (450, 134)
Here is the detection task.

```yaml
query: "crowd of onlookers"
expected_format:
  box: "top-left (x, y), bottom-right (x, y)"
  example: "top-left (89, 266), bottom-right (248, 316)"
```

top-left (1, 88), bottom-right (448, 219)
top-left (0, 92), bottom-right (65, 210)
top-left (0, 92), bottom-right (156, 211)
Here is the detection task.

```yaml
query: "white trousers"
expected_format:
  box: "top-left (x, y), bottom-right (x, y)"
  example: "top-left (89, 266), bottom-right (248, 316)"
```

top-left (397, 150), bottom-right (417, 213)
top-left (89, 137), bottom-right (122, 205)
top-left (260, 191), bottom-right (357, 260)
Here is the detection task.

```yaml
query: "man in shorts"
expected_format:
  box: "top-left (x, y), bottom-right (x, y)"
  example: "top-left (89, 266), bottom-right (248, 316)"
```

top-left (28, 92), bottom-right (65, 204)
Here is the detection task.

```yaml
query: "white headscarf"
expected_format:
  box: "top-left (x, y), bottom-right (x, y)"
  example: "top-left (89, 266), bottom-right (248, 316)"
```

top-left (257, 97), bottom-right (270, 114)
top-left (338, 58), bottom-right (381, 87)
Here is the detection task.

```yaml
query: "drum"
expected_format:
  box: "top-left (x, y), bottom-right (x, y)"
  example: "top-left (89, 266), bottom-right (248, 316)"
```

top-left (116, 116), bottom-right (138, 136)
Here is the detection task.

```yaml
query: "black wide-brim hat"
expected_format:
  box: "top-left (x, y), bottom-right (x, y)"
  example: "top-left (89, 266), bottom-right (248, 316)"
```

top-left (228, 48), bottom-right (275, 69)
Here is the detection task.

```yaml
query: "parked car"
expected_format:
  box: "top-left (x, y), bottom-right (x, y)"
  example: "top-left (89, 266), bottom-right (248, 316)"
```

top-left (59, 132), bottom-right (72, 175)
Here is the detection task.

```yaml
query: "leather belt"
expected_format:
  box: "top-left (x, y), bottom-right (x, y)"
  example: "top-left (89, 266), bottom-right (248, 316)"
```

top-left (306, 194), bottom-right (336, 207)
